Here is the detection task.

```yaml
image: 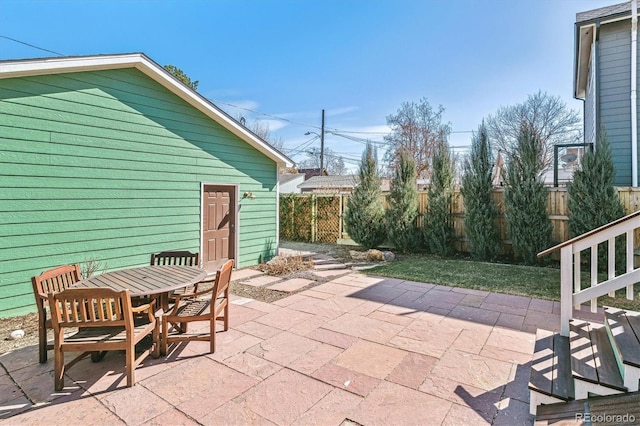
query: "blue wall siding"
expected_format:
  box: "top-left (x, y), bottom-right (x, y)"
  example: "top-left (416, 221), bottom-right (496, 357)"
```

top-left (599, 20), bottom-right (632, 186)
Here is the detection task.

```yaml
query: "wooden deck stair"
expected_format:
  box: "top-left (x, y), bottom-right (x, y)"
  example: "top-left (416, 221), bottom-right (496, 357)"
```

top-left (534, 391), bottom-right (640, 425)
top-left (529, 308), bottom-right (640, 416)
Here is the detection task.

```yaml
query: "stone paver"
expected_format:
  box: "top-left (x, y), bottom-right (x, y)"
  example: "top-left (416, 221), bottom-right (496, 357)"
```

top-left (350, 381), bottom-right (452, 425)
top-left (232, 268), bottom-right (265, 281)
top-left (241, 275), bottom-right (282, 287)
top-left (1, 250), bottom-right (560, 425)
top-left (267, 278), bottom-right (314, 292)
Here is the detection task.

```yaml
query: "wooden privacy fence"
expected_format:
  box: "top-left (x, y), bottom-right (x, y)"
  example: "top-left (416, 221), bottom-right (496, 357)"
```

top-left (280, 188), bottom-right (640, 253)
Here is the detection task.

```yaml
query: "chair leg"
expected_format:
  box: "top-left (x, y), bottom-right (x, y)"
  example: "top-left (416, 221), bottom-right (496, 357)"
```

top-left (38, 318), bottom-right (47, 363)
top-left (210, 316), bottom-right (216, 354)
top-left (125, 348), bottom-right (135, 387)
top-left (223, 301), bottom-right (229, 331)
top-left (161, 319), bottom-right (168, 356)
top-left (54, 348), bottom-right (64, 391)
top-left (152, 322), bottom-right (160, 359)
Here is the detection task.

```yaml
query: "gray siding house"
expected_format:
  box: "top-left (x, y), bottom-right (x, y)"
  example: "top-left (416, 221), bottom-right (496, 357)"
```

top-left (575, 1), bottom-right (640, 186)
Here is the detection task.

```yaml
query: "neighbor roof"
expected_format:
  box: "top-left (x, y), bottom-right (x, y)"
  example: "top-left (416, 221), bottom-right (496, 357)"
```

top-left (278, 173), bottom-right (304, 184)
top-left (297, 175), bottom-right (358, 189)
top-left (576, 1), bottom-right (630, 23)
top-left (0, 53), bottom-right (293, 168)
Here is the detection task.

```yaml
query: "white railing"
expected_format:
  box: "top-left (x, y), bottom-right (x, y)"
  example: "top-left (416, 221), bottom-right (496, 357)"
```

top-left (539, 210), bottom-right (640, 336)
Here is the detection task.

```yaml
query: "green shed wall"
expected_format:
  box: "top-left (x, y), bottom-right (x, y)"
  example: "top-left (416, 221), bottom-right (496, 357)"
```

top-left (0, 68), bottom-right (278, 317)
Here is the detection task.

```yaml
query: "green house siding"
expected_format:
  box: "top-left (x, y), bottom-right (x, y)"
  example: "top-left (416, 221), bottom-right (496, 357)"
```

top-left (0, 68), bottom-right (278, 317)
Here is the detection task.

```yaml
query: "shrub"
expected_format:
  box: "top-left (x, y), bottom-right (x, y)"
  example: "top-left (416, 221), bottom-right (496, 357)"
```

top-left (345, 143), bottom-right (386, 249)
top-left (568, 132), bottom-right (625, 270)
top-left (424, 140), bottom-right (456, 255)
top-left (503, 123), bottom-right (552, 264)
top-left (386, 148), bottom-right (420, 252)
top-left (460, 123), bottom-right (500, 261)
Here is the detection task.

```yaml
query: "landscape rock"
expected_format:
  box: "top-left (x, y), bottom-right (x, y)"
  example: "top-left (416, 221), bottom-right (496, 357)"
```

top-left (382, 251), bottom-right (395, 262)
top-left (350, 250), bottom-right (368, 260)
top-left (9, 329), bottom-right (25, 340)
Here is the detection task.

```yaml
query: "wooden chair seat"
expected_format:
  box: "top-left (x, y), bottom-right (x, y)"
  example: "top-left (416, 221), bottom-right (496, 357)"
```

top-left (48, 287), bottom-right (159, 391)
top-left (161, 259), bottom-right (233, 355)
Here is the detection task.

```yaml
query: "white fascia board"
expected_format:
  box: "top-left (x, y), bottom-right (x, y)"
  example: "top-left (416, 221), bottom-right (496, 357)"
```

top-left (575, 24), bottom-right (595, 99)
top-left (0, 53), bottom-right (293, 168)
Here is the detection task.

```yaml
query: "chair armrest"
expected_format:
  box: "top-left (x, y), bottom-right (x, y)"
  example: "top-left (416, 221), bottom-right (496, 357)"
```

top-left (131, 299), bottom-right (156, 322)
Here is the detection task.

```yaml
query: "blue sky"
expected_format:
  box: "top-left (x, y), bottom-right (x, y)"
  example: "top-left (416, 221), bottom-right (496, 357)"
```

top-left (0, 0), bottom-right (619, 171)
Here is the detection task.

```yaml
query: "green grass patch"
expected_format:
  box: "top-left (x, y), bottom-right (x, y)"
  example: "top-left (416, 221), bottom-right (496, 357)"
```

top-left (367, 254), bottom-right (640, 310)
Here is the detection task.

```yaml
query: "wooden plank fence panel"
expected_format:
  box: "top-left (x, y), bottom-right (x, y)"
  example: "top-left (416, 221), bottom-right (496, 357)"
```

top-left (281, 188), bottom-right (640, 253)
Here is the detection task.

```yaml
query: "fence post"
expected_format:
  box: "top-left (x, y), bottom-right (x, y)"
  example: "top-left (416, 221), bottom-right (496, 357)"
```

top-left (560, 245), bottom-right (573, 337)
top-left (339, 195), bottom-right (344, 243)
top-left (311, 195), bottom-right (317, 243)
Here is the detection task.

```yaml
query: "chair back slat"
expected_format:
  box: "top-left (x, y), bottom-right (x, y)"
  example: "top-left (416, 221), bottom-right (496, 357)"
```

top-left (32, 264), bottom-right (82, 299)
top-left (49, 288), bottom-right (131, 329)
top-left (150, 251), bottom-right (199, 267)
top-left (214, 259), bottom-right (234, 298)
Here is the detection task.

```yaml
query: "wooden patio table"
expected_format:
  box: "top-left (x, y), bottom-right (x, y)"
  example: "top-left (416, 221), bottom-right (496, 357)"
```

top-left (71, 265), bottom-right (208, 361)
top-left (72, 265), bottom-right (208, 313)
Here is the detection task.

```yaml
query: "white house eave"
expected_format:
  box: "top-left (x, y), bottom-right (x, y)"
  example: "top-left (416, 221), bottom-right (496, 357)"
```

top-left (575, 24), bottom-right (595, 100)
top-left (0, 53), bottom-right (293, 168)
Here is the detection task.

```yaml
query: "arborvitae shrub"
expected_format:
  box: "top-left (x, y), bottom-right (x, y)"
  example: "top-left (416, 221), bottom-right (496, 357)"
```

top-left (424, 140), bottom-right (455, 255)
top-left (386, 149), bottom-right (420, 253)
top-left (568, 133), bottom-right (625, 271)
top-left (460, 123), bottom-right (500, 261)
top-left (503, 123), bottom-right (552, 265)
top-left (344, 143), bottom-right (386, 249)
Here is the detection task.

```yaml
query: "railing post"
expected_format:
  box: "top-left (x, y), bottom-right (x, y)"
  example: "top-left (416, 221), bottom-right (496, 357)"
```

top-left (560, 245), bottom-right (573, 337)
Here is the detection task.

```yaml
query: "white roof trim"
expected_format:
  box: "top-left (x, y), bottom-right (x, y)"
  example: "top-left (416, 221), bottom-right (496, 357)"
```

top-left (0, 53), bottom-right (293, 167)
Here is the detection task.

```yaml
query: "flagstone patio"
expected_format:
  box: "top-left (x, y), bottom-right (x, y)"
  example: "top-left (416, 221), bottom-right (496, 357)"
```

top-left (0, 253), bottom-right (575, 425)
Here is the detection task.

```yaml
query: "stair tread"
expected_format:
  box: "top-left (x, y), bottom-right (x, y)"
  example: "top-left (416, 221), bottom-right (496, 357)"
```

top-left (605, 307), bottom-right (640, 368)
top-left (570, 320), bottom-right (598, 383)
top-left (570, 320), bottom-right (626, 391)
top-left (536, 390), bottom-right (640, 424)
top-left (529, 329), bottom-right (574, 400)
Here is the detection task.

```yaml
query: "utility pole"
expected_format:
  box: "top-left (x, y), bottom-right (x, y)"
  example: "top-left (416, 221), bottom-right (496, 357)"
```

top-left (320, 109), bottom-right (325, 175)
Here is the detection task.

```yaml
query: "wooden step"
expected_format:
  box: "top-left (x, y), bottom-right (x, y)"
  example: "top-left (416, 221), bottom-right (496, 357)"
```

top-left (535, 390), bottom-right (640, 425)
top-left (570, 320), bottom-right (626, 399)
top-left (529, 329), bottom-right (574, 415)
top-left (605, 307), bottom-right (640, 391)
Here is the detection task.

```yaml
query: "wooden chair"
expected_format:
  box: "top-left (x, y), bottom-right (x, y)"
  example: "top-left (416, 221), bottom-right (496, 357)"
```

top-left (150, 250), bottom-right (206, 295)
top-left (31, 264), bottom-right (82, 363)
top-left (161, 259), bottom-right (233, 355)
top-left (47, 287), bottom-right (159, 391)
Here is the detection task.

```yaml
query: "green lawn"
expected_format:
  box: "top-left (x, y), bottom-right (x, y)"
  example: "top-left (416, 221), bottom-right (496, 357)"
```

top-left (367, 254), bottom-right (640, 310)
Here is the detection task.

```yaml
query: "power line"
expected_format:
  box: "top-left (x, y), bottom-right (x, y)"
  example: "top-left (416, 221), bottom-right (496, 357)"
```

top-left (208, 98), bottom-right (321, 130)
top-left (0, 35), bottom-right (65, 56)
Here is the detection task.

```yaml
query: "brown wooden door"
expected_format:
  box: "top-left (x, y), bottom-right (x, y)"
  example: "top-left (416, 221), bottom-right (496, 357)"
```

top-left (202, 186), bottom-right (235, 267)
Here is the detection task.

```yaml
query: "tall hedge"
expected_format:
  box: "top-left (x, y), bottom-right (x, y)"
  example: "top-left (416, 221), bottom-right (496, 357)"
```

top-left (503, 123), bottom-right (552, 264)
top-left (344, 143), bottom-right (386, 249)
top-left (424, 140), bottom-right (455, 255)
top-left (461, 123), bottom-right (500, 261)
top-left (386, 148), bottom-right (419, 252)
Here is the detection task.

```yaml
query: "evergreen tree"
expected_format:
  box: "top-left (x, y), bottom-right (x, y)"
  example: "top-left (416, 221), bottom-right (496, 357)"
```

top-left (386, 149), bottom-right (420, 253)
top-left (503, 123), bottom-right (552, 264)
top-left (344, 143), bottom-right (386, 249)
top-left (568, 133), bottom-right (625, 270)
top-left (461, 123), bottom-right (501, 261)
top-left (424, 140), bottom-right (456, 255)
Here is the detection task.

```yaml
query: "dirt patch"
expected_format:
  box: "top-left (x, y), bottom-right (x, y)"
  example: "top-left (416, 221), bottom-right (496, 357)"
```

top-left (0, 312), bottom-right (40, 354)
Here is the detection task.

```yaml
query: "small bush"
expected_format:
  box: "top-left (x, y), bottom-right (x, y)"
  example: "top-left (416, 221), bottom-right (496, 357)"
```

top-left (258, 255), bottom-right (314, 276)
